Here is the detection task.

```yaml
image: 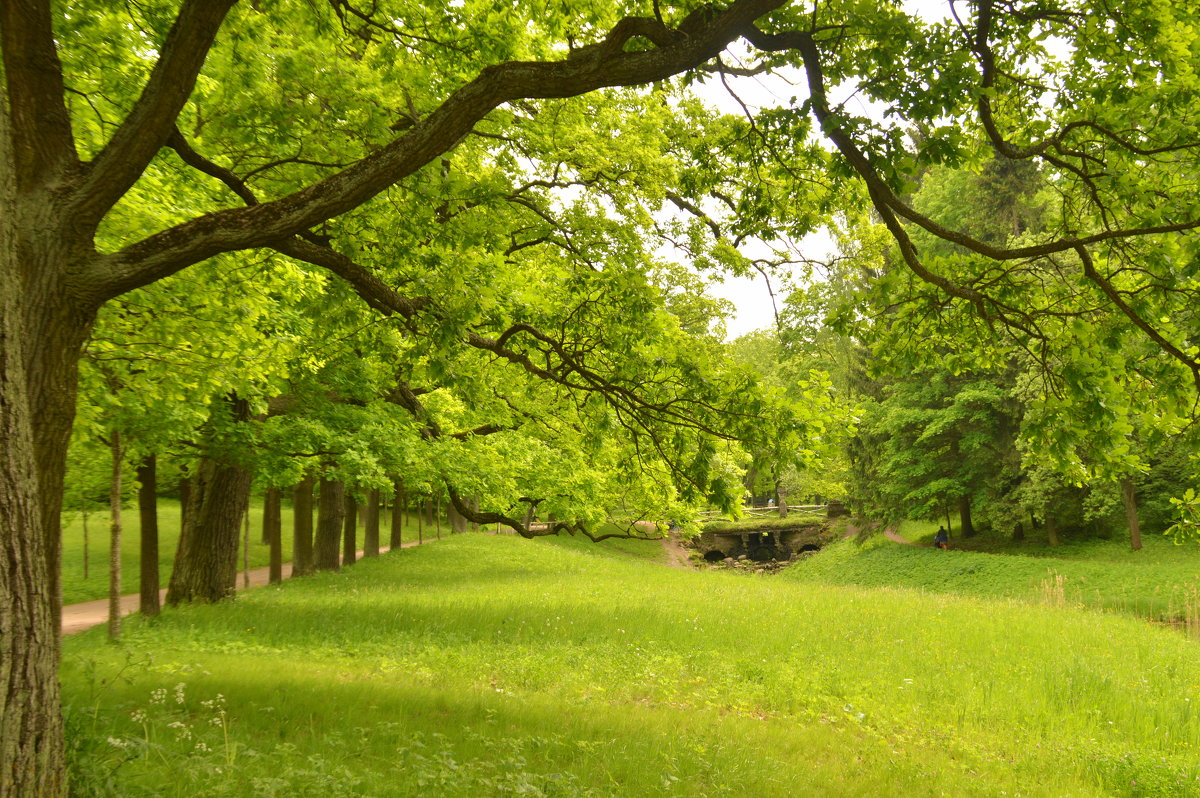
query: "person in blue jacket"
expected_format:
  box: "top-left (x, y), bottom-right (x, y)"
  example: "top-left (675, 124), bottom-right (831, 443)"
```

top-left (934, 526), bottom-right (949, 550)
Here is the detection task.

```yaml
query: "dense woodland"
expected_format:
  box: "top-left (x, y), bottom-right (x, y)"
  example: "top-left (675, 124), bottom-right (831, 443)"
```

top-left (3, 0), bottom-right (1200, 794)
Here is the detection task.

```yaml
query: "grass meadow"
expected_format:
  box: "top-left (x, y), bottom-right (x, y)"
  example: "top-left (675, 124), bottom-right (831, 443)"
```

top-left (791, 527), bottom-right (1200, 622)
top-left (63, 532), bottom-right (1200, 796)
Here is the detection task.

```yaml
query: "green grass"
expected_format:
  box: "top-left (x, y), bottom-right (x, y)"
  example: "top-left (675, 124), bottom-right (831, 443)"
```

top-left (63, 533), bottom-right (1200, 796)
top-left (61, 499), bottom-right (446, 605)
top-left (784, 532), bottom-right (1200, 621)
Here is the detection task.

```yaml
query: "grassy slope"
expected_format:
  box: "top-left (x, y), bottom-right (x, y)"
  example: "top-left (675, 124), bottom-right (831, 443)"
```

top-left (787, 531), bottom-right (1200, 620)
top-left (61, 499), bottom-right (445, 605)
top-left (63, 534), bottom-right (1200, 796)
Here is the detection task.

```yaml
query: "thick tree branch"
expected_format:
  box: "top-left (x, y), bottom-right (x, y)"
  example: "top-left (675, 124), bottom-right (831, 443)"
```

top-left (746, 25), bottom-right (1200, 264)
top-left (84, 0), bottom-right (788, 302)
top-left (71, 0), bottom-right (238, 228)
top-left (271, 236), bottom-right (431, 320)
top-left (1075, 245), bottom-right (1200, 387)
top-left (0, 0), bottom-right (78, 189)
top-left (160, 125), bottom-right (431, 321)
top-left (740, 23), bottom-right (1200, 358)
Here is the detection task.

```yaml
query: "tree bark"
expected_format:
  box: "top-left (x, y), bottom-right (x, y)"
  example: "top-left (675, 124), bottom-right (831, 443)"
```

top-left (958, 495), bottom-right (976, 538)
top-left (179, 472), bottom-right (191, 531)
top-left (165, 452), bottom-right (252, 605)
top-left (417, 497), bottom-right (425, 544)
top-left (136, 453), bottom-right (160, 616)
top-left (82, 509), bottom-right (90, 580)
top-left (292, 474), bottom-right (315, 577)
top-left (1122, 477), bottom-right (1142, 551)
top-left (263, 486), bottom-right (282, 583)
top-left (0, 266), bottom-right (90, 796)
top-left (363, 487), bottom-right (380, 557)
top-left (342, 491), bottom-right (358, 566)
top-left (314, 478), bottom-right (344, 572)
top-left (1046, 514), bottom-right (1060, 547)
top-left (389, 481), bottom-right (404, 549)
top-left (108, 430), bottom-right (123, 641)
top-left (242, 504), bottom-right (250, 589)
top-left (449, 499), bottom-right (469, 534)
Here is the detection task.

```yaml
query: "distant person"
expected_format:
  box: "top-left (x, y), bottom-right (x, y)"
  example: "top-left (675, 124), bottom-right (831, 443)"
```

top-left (934, 526), bottom-right (949, 550)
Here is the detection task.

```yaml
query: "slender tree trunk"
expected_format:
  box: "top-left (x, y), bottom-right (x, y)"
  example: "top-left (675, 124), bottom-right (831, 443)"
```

top-left (389, 481), bottom-right (404, 549)
top-left (166, 452), bottom-right (253, 605)
top-left (264, 486), bottom-right (282, 583)
top-left (108, 430), bottom-right (123, 641)
top-left (1122, 477), bottom-right (1142, 551)
top-left (260, 490), bottom-right (270, 544)
top-left (435, 494), bottom-right (442, 539)
top-left (136, 453), bottom-right (160, 616)
top-left (1046, 514), bottom-right (1060, 546)
top-left (82, 509), bottom-right (90, 580)
top-left (242, 505), bottom-right (250, 589)
top-left (418, 497), bottom-right (425, 544)
top-left (958, 495), bottom-right (976, 538)
top-left (292, 474), bottom-right (315, 577)
top-left (342, 491), bottom-right (358, 566)
top-left (314, 479), bottom-right (345, 572)
top-left (363, 488), bottom-right (380, 557)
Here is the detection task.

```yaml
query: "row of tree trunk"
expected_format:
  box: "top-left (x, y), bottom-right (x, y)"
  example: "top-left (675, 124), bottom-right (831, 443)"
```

top-left (106, 454), bottom-right (451, 635)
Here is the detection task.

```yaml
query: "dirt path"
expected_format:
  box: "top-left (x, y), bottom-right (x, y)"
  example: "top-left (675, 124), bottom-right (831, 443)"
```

top-left (883, 524), bottom-right (913, 545)
top-left (61, 541), bottom-right (425, 636)
top-left (841, 522), bottom-right (913, 545)
top-left (661, 532), bottom-right (693, 569)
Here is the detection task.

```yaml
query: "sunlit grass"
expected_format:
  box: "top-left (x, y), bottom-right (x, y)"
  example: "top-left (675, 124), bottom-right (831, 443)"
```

top-left (62, 533), bottom-right (1200, 795)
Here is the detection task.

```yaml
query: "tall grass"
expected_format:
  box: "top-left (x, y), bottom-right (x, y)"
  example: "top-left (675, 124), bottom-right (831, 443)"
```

top-left (64, 534), bottom-right (1200, 796)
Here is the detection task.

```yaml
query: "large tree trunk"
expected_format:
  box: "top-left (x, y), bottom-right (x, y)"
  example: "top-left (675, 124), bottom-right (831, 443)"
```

top-left (363, 488), bottom-right (380, 557)
top-left (314, 478), bottom-right (345, 572)
top-left (1046, 514), bottom-right (1060, 546)
top-left (342, 491), bottom-right (358, 566)
top-left (263, 486), bottom-right (282, 583)
top-left (1122, 477), bottom-right (1142, 551)
top-left (449, 499), bottom-right (469, 533)
top-left (292, 474), bottom-right (315, 577)
top-left (136, 453), bottom-right (160, 616)
top-left (958, 495), bottom-right (976, 538)
top-left (0, 247), bottom-right (94, 796)
top-left (165, 451), bottom-right (253, 605)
